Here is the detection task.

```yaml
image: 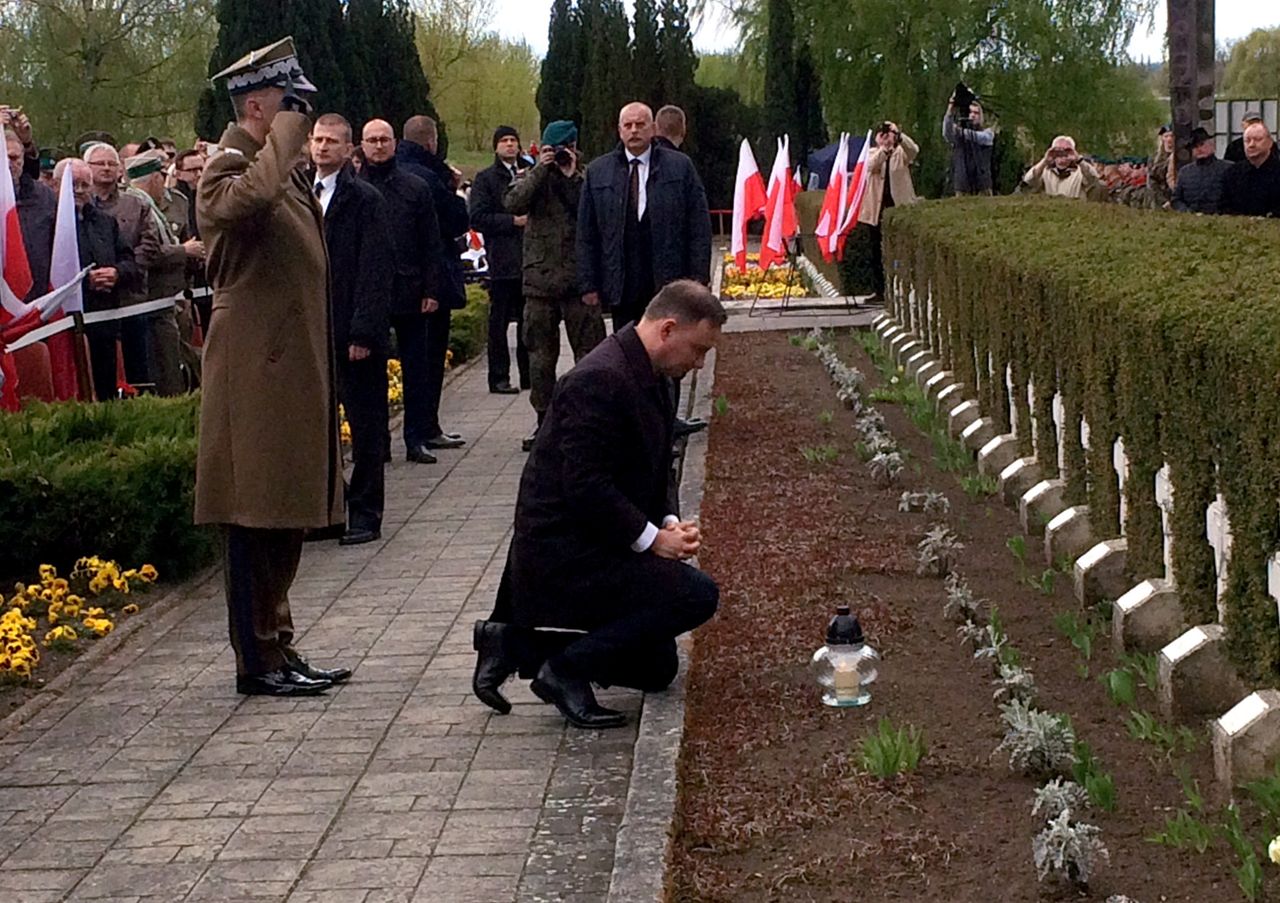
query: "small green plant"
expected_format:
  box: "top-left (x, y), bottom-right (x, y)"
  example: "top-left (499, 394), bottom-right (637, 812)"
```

top-left (899, 490), bottom-right (950, 515)
top-left (713, 394), bottom-right (729, 417)
top-left (1100, 668), bottom-right (1137, 707)
top-left (915, 524), bottom-right (963, 576)
top-left (943, 573), bottom-right (981, 622)
top-left (858, 717), bottom-right (926, 779)
top-left (817, 410), bottom-right (833, 426)
top-left (993, 662), bottom-right (1038, 705)
top-left (996, 699), bottom-right (1077, 777)
top-left (932, 433), bottom-right (972, 473)
top-left (1124, 710), bottom-right (1200, 760)
top-left (1053, 611), bottom-right (1097, 676)
top-left (1148, 809), bottom-right (1216, 854)
top-left (1118, 651), bottom-right (1159, 691)
top-left (959, 473), bottom-right (999, 498)
top-left (1028, 568), bottom-right (1057, 596)
top-left (1222, 803), bottom-right (1264, 902)
top-left (1070, 741), bottom-right (1117, 813)
top-left (869, 450), bottom-right (905, 486)
top-left (1033, 808), bottom-right (1109, 886)
top-left (1031, 778), bottom-right (1089, 821)
top-left (1244, 763), bottom-right (1280, 833)
top-left (1054, 554), bottom-right (1075, 574)
top-left (800, 444), bottom-right (840, 465)
top-left (1007, 534), bottom-right (1029, 576)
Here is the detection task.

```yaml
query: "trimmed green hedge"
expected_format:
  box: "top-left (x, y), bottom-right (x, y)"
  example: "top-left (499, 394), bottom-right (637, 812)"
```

top-left (884, 196), bottom-right (1280, 682)
top-left (0, 396), bottom-right (214, 581)
top-left (449, 285), bottom-right (492, 364)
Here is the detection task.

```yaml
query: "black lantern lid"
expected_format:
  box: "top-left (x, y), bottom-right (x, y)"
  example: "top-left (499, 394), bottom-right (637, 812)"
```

top-left (826, 605), bottom-right (864, 645)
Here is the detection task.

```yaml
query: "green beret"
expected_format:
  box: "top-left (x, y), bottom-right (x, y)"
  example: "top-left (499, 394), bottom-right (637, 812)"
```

top-left (541, 120), bottom-right (578, 148)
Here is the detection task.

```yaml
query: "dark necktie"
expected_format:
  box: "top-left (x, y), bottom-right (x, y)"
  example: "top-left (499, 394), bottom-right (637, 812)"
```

top-left (628, 159), bottom-right (641, 221)
top-left (314, 182), bottom-right (324, 199)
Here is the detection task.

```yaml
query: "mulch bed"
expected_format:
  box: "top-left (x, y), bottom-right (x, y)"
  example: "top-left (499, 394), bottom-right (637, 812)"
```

top-left (670, 330), bottom-right (1244, 902)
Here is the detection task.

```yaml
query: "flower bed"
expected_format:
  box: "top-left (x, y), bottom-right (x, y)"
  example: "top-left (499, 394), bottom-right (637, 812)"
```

top-left (719, 252), bottom-right (807, 300)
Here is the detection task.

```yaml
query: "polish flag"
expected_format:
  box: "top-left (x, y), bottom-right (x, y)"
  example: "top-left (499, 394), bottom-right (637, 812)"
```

top-left (45, 163), bottom-right (86, 399)
top-left (833, 131), bottom-right (874, 260)
top-left (0, 157), bottom-right (35, 411)
top-left (814, 133), bottom-right (850, 263)
top-left (758, 136), bottom-right (797, 270)
top-left (730, 139), bottom-right (767, 270)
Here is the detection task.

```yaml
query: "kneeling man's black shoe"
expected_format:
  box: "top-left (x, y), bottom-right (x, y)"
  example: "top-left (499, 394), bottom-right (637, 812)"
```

top-left (673, 417), bottom-right (708, 440)
top-left (530, 661), bottom-right (627, 729)
top-left (237, 669), bottom-right (331, 697)
top-left (472, 620), bottom-right (516, 715)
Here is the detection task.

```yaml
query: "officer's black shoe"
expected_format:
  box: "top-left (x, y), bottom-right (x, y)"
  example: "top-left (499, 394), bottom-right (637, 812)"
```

top-left (406, 445), bottom-right (438, 464)
top-left (236, 669), bottom-right (331, 697)
top-left (472, 620), bottom-right (516, 715)
top-left (530, 662), bottom-right (627, 730)
top-left (490, 383), bottom-right (520, 395)
top-left (423, 432), bottom-right (465, 449)
top-left (284, 652), bottom-right (352, 684)
top-left (340, 527), bottom-right (380, 546)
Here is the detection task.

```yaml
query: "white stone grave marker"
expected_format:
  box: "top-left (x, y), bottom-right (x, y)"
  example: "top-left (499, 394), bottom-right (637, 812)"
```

top-left (1114, 437), bottom-right (1129, 535)
top-left (1207, 494), bottom-right (1232, 621)
top-left (1156, 464), bottom-right (1174, 581)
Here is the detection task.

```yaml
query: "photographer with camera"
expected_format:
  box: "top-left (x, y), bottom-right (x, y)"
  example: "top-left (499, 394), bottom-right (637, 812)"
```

top-left (504, 120), bottom-right (605, 452)
top-left (1020, 136), bottom-right (1105, 201)
top-left (858, 121), bottom-right (919, 304)
top-left (943, 83), bottom-right (994, 196)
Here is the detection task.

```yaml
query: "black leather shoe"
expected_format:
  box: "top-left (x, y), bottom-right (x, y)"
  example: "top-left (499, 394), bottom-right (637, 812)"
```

top-left (340, 527), bottom-right (380, 546)
top-left (489, 383), bottom-right (520, 395)
top-left (285, 653), bottom-right (352, 684)
top-left (521, 426), bottom-right (539, 453)
top-left (530, 662), bottom-right (627, 729)
top-left (236, 669), bottom-right (331, 697)
top-left (423, 432), bottom-right (466, 449)
top-left (673, 417), bottom-right (708, 440)
top-left (406, 445), bottom-right (438, 464)
top-left (472, 620), bottom-right (516, 715)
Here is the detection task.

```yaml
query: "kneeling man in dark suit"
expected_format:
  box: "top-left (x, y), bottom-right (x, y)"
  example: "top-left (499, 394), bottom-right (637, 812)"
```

top-left (473, 279), bottom-right (724, 728)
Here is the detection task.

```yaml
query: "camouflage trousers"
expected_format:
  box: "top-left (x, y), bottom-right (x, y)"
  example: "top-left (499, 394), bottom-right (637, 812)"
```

top-left (523, 294), bottom-right (606, 415)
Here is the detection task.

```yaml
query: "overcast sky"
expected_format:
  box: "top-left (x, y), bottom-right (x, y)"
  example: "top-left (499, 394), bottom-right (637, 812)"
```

top-left (491, 0), bottom-right (1279, 61)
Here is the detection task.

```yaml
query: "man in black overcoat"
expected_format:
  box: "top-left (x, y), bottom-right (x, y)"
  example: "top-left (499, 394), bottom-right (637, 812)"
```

top-left (471, 280), bottom-right (724, 729)
top-left (312, 113), bottom-right (395, 545)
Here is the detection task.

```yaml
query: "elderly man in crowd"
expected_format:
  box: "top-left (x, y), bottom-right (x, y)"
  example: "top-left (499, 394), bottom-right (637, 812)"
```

top-left (1172, 128), bottom-right (1232, 215)
top-left (1224, 111), bottom-right (1276, 164)
top-left (85, 141), bottom-right (158, 389)
top-left (1020, 136), bottom-right (1105, 201)
top-left (1221, 122), bottom-right (1280, 218)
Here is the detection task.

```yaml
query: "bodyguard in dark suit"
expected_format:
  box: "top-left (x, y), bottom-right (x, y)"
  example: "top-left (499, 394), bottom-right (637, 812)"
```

top-left (577, 102), bottom-right (712, 332)
top-left (469, 125), bottom-right (530, 394)
top-left (471, 280), bottom-right (724, 729)
top-left (359, 118), bottom-right (444, 465)
top-left (312, 114), bottom-right (394, 545)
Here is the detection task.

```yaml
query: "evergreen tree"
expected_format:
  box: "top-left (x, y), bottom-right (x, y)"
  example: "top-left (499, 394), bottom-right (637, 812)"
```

top-left (630, 0), bottom-right (663, 109)
top-left (657, 0), bottom-right (697, 112)
top-left (579, 0), bottom-right (631, 157)
top-left (537, 0), bottom-right (584, 131)
top-left (196, 0), bottom-right (349, 139)
top-left (762, 0), bottom-right (797, 148)
top-left (347, 0), bottom-right (439, 139)
top-left (793, 46), bottom-right (827, 163)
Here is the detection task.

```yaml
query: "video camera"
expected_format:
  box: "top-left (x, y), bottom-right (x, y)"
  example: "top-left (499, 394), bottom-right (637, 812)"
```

top-left (951, 81), bottom-right (978, 129)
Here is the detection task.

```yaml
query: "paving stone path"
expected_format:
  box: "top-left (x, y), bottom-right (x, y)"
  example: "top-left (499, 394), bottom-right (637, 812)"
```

top-left (0, 336), bottom-right (641, 903)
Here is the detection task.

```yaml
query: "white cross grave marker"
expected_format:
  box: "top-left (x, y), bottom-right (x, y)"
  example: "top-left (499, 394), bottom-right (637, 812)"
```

top-left (1207, 494), bottom-right (1232, 622)
top-left (1114, 437), bottom-right (1129, 534)
top-left (1155, 464), bottom-right (1174, 581)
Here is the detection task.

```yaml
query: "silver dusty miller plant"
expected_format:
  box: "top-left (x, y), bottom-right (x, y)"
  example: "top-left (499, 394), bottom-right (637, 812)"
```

top-left (992, 662), bottom-right (1038, 705)
top-left (898, 490), bottom-right (951, 515)
top-left (855, 409), bottom-right (886, 439)
top-left (868, 451), bottom-right (904, 487)
top-left (915, 525), bottom-right (963, 576)
top-left (1030, 778), bottom-right (1089, 821)
top-left (995, 698), bottom-right (1077, 776)
top-left (973, 623), bottom-right (1010, 666)
top-left (863, 431), bottom-right (898, 456)
top-left (943, 573), bottom-right (981, 622)
top-left (1033, 808), bottom-right (1109, 886)
top-left (956, 619), bottom-right (986, 648)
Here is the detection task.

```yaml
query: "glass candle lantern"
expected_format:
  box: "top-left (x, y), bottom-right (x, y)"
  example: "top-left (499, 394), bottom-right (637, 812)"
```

top-left (811, 605), bottom-right (879, 707)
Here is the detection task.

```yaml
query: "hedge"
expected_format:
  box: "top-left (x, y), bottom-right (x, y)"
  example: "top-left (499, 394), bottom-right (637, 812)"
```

top-left (0, 395), bottom-right (215, 582)
top-left (449, 284), bottom-right (491, 363)
top-left (883, 196), bottom-right (1280, 683)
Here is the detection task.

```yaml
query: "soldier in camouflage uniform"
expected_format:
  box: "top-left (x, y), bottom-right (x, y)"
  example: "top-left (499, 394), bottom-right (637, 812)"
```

top-left (504, 120), bottom-right (605, 452)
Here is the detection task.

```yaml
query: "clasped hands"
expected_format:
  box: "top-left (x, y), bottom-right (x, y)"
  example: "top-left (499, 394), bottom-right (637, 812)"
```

top-left (652, 520), bottom-right (700, 561)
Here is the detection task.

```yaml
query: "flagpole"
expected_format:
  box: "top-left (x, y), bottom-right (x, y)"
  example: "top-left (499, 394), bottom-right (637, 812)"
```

top-left (71, 311), bottom-right (93, 400)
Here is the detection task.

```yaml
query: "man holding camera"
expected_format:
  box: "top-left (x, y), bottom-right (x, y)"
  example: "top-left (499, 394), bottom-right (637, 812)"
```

top-left (504, 120), bottom-right (605, 452)
top-left (859, 122), bottom-right (918, 303)
top-left (1020, 136), bottom-right (1104, 201)
top-left (196, 37), bottom-right (350, 697)
top-left (942, 85), bottom-right (994, 196)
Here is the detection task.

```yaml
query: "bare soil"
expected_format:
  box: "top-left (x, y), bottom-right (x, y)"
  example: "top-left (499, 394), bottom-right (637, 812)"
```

top-left (670, 330), bottom-right (1250, 902)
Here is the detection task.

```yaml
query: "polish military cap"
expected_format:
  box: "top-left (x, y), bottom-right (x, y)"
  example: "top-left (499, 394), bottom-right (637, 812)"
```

top-left (124, 150), bottom-right (166, 180)
top-left (211, 36), bottom-right (317, 96)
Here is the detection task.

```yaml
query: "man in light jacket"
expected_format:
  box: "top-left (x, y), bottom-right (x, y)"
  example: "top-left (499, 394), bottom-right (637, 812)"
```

top-left (858, 122), bottom-right (919, 303)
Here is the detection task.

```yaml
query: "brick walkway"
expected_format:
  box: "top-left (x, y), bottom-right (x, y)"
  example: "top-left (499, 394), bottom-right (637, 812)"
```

top-left (0, 335), bottom-right (640, 903)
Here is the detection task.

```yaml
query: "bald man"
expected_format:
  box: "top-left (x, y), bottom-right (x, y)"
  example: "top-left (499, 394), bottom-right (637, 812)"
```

top-left (578, 101), bottom-right (711, 333)
top-left (1221, 122), bottom-right (1280, 218)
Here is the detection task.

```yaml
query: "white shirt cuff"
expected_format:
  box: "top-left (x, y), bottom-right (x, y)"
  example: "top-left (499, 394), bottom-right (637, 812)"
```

top-left (631, 522), bottom-right (659, 553)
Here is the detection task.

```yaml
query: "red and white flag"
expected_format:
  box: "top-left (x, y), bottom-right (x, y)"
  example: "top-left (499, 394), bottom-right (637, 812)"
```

top-left (814, 133), bottom-right (849, 263)
top-left (758, 136), bottom-right (797, 270)
top-left (833, 130), bottom-right (874, 261)
top-left (0, 157), bottom-right (35, 411)
top-left (45, 162), bottom-right (86, 399)
top-left (730, 139), bottom-right (767, 270)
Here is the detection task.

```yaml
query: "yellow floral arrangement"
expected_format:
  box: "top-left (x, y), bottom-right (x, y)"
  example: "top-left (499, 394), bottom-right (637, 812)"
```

top-left (2, 557), bottom-right (158, 682)
top-left (720, 253), bottom-right (806, 300)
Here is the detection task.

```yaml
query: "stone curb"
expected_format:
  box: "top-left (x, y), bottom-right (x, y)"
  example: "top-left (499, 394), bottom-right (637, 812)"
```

top-left (607, 345), bottom-right (718, 903)
top-left (0, 354), bottom-right (482, 743)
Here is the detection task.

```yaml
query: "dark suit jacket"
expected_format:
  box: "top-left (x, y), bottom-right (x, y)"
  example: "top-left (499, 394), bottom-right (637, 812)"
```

top-left (1221, 154), bottom-right (1280, 217)
top-left (360, 158), bottom-right (441, 318)
top-left (324, 165), bottom-right (394, 354)
top-left (577, 141), bottom-right (711, 308)
top-left (16, 175), bottom-right (55, 302)
top-left (510, 324), bottom-right (674, 628)
top-left (469, 156), bottom-right (526, 280)
top-left (396, 140), bottom-right (469, 309)
top-left (76, 202), bottom-right (139, 331)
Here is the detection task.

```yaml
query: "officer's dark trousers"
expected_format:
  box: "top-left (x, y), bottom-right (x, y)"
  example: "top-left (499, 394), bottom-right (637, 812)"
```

top-left (223, 526), bottom-right (303, 677)
top-left (424, 306), bottom-right (452, 439)
top-left (487, 278), bottom-right (529, 390)
top-left (390, 312), bottom-right (431, 449)
top-left (337, 353), bottom-right (388, 532)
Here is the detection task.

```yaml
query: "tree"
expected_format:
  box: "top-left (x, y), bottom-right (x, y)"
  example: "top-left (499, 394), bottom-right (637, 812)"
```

top-left (196, 0), bottom-right (349, 139)
top-left (793, 46), bottom-right (827, 164)
top-left (761, 0), bottom-right (796, 148)
top-left (536, 0), bottom-right (584, 130)
top-left (630, 0), bottom-right (663, 108)
top-left (0, 0), bottom-right (216, 147)
top-left (428, 34), bottom-right (539, 152)
top-left (348, 0), bottom-right (437, 134)
top-left (578, 0), bottom-right (631, 157)
top-left (657, 0), bottom-right (697, 114)
top-left (1220, 27), bottom-right (1280, 100)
